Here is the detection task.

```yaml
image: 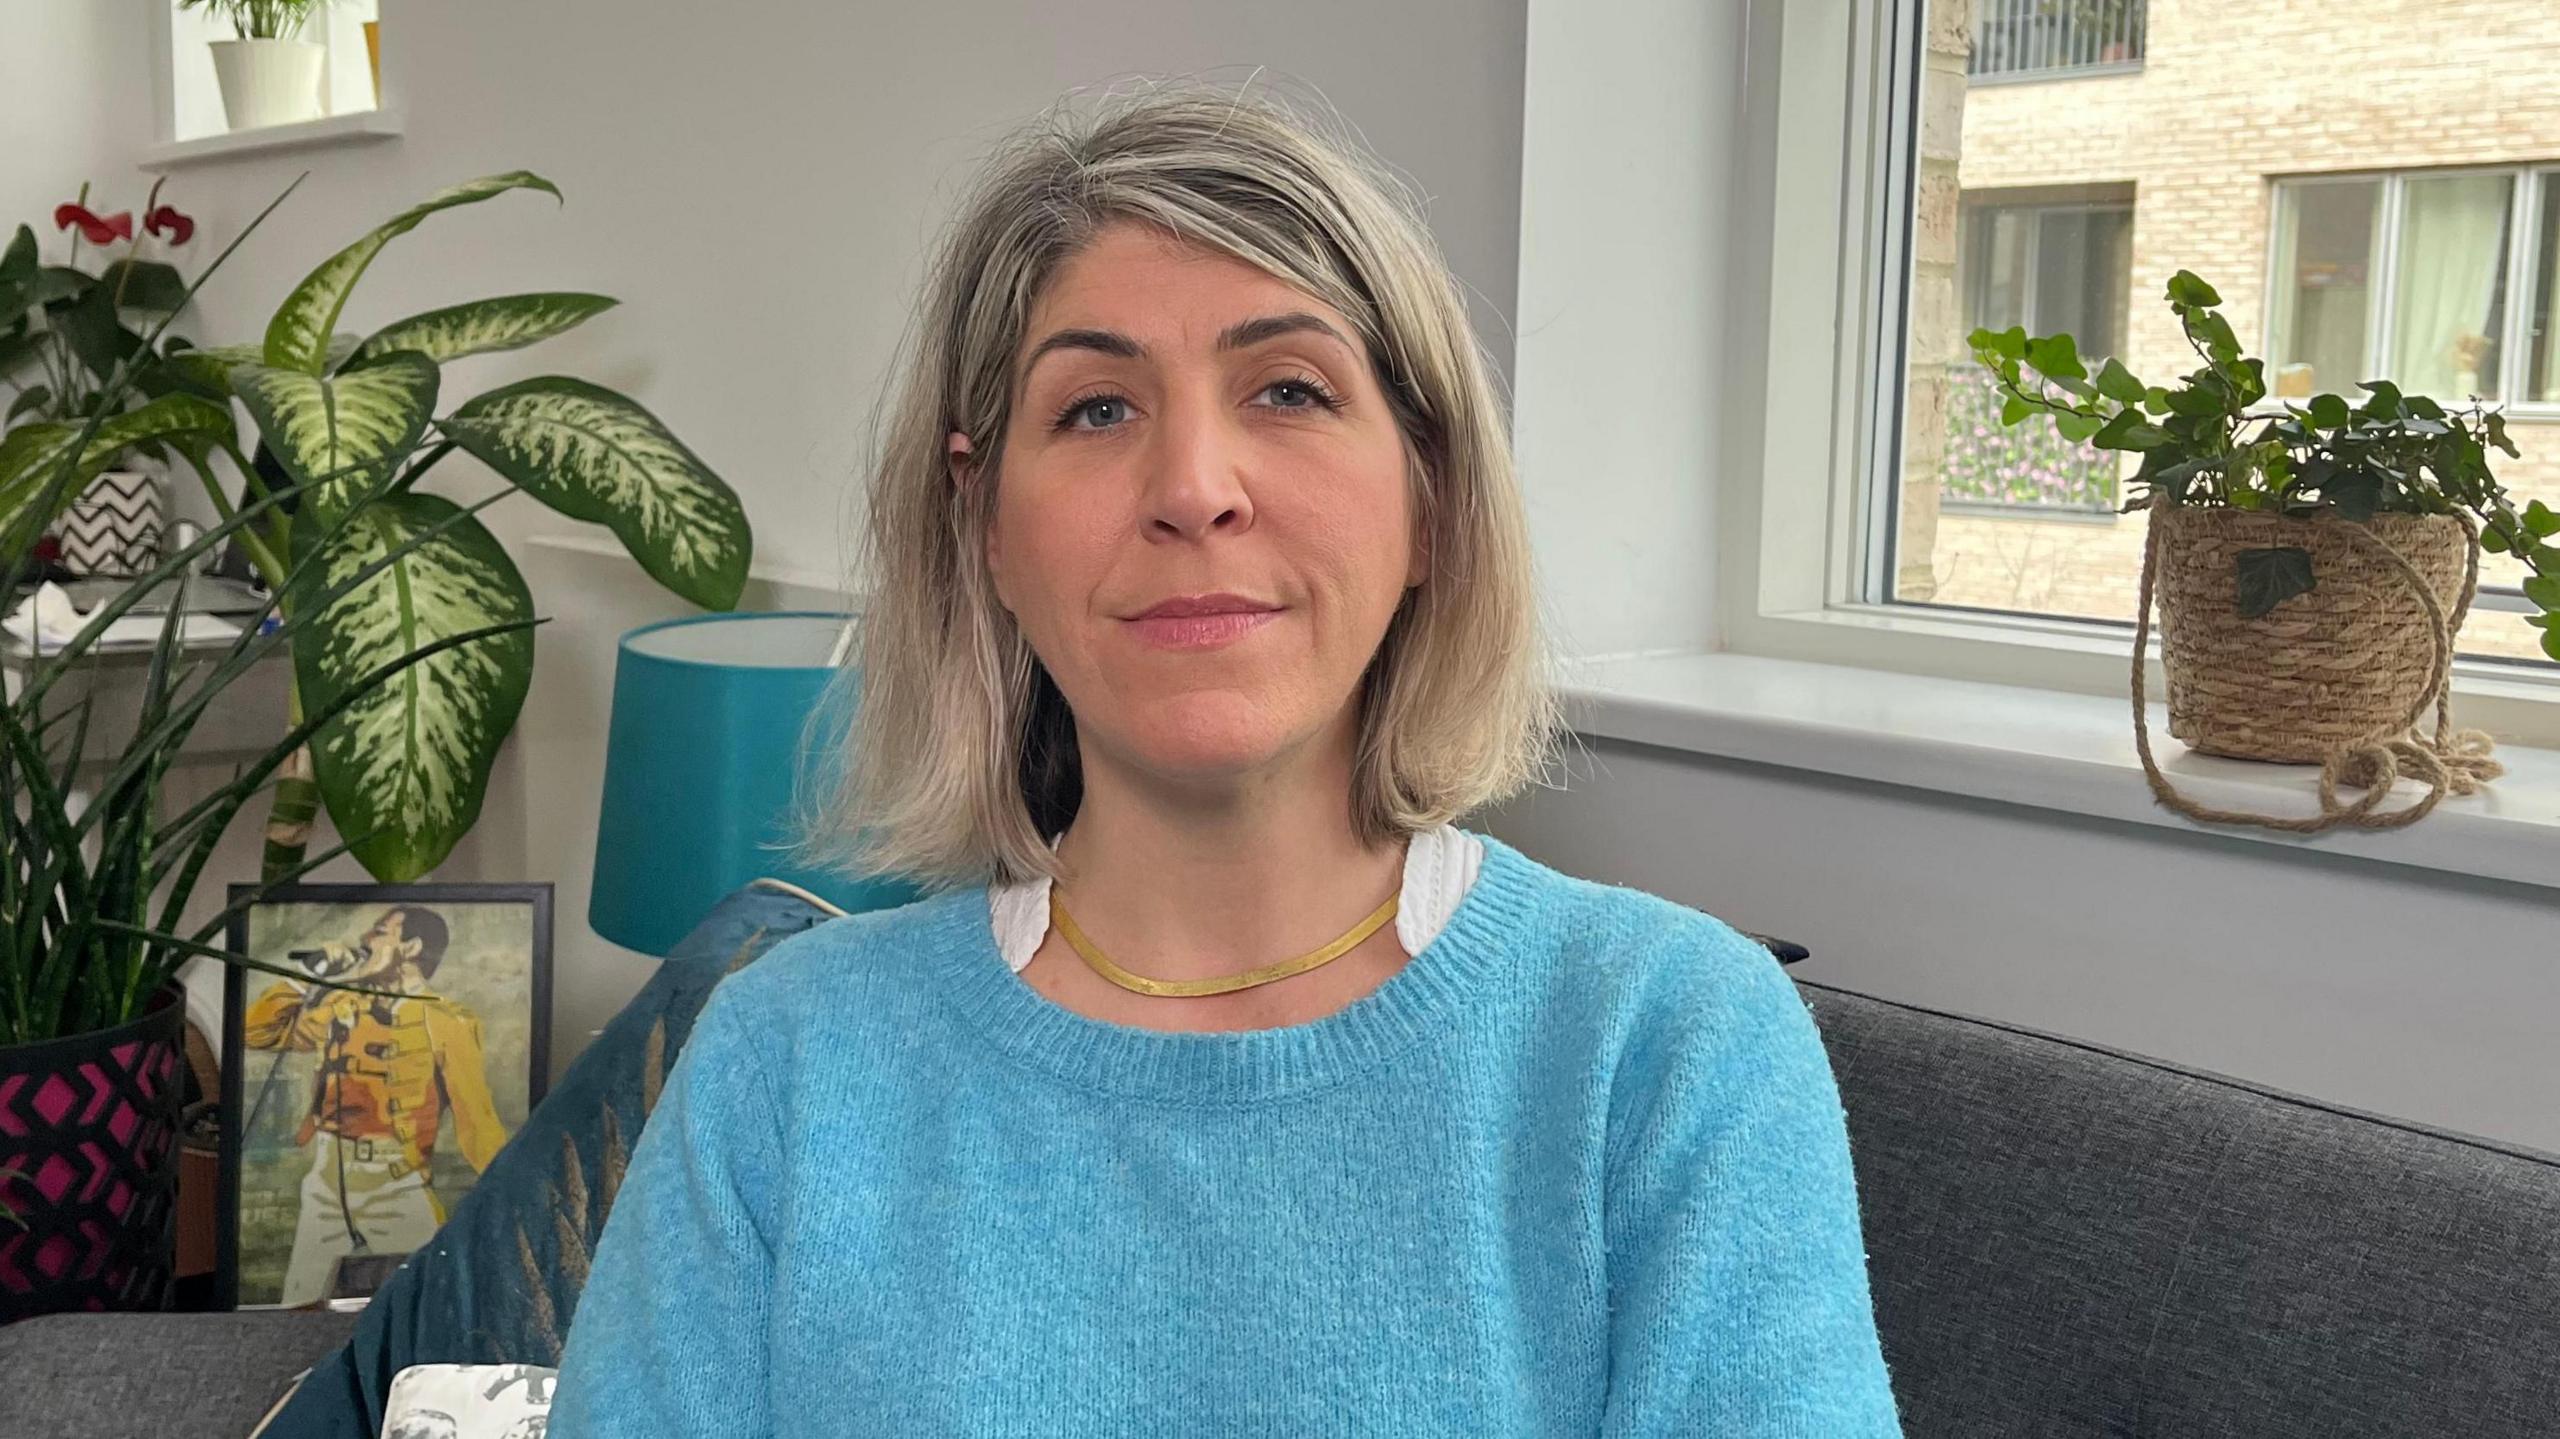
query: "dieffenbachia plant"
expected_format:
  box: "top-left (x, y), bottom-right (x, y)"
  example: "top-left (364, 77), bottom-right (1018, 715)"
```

top-left (11, 170), bottom-right (752, 886)
top-left (1969, 269), bottom-right (2560, 657)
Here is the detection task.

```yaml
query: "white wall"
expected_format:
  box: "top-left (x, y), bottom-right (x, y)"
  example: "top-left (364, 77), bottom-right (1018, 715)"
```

top-left (8, 0), bottom-right (1529, 1084)
top-left (1481, 739), bottom-right (2560, 1154)
top-left (1512, 0), bottom-right (1736, 660)
top-left (2, 6), bottom-right (154, 228)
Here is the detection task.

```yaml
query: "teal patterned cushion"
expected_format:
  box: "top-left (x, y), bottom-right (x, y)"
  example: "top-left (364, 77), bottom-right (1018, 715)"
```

top-left (256, 880), bottom-right (851, 1438)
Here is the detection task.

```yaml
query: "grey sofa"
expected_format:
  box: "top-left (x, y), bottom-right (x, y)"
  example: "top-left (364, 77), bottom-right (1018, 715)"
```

top-left (5, 979), bottom-right (2555, 1437)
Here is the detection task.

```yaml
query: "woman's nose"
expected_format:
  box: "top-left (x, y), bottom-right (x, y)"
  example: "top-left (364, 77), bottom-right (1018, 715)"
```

top-left (1140, 394), bottom-right (1255, 541)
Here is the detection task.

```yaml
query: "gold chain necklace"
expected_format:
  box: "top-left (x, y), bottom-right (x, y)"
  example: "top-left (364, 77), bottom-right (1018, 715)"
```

top-left (1049, 886), bottom-right (1399, 997)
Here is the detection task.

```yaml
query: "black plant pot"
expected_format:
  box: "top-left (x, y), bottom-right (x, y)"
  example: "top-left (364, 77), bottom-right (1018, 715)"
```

top-left (0, 984), bottom-right (187, 1325)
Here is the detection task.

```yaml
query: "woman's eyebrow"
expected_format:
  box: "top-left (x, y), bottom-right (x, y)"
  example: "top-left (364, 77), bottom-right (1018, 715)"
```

top-left (1017, 311), bottom-right (1355, 385)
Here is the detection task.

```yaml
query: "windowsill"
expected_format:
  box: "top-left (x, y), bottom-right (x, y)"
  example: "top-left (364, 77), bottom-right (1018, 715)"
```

top-left (140, 109), bottom-right (402, 172)
top-left (1559, 649), bottom-right (2560, 892)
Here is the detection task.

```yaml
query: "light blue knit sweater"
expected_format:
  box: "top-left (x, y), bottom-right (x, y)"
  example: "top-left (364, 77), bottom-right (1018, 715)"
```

top-left (549, 830), bottom-right (1903, 1436)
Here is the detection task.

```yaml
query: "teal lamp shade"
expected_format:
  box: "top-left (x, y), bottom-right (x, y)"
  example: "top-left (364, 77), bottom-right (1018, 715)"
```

top-left (589, 611), bottom-right (926, 956)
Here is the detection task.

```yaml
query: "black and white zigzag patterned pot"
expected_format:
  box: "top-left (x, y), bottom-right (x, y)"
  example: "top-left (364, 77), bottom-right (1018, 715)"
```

top-left (58, 469), bottom-right (168, 578)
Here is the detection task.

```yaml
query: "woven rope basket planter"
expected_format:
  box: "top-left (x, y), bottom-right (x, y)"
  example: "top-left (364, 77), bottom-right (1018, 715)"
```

top-left (2132, 505), bottom-right (2502, 832)
top-left (2153, 508), bottom-right (2469, 760)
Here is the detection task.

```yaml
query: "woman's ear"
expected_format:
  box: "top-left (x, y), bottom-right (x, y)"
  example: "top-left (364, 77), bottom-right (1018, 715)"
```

top-left (956, 430), bottom-right (1006, 589)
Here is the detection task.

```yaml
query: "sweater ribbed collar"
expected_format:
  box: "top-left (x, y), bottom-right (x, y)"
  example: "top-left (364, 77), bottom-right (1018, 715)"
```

top-left (927, 828), bottom-right (1548, 1104)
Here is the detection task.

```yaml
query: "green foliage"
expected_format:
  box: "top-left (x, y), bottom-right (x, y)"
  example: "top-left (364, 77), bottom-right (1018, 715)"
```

top-left (1969, 270), bottom-right (2560, 652)
top-left (174, 0), bottom-right (338, 42)
top-left (1, 168), bottom-right (752, 1045)
top-left (0, 187), bottom-right (217, 471)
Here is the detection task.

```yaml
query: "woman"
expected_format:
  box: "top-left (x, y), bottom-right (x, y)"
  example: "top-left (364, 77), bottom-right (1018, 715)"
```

top-left (551, 82), bottom-right (1902, 1436)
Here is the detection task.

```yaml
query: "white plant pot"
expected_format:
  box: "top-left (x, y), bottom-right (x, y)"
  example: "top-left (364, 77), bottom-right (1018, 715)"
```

top-left (59, 469), bottom-right (169, 578)
top-left (209, 38), bottom-right (327, 131)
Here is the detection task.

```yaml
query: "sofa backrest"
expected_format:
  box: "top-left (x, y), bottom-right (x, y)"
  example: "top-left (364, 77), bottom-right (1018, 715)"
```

top-left (1798, 979), bottom-right (2560, 1437)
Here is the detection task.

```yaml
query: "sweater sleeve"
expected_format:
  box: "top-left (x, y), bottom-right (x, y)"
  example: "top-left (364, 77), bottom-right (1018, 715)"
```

top-left (549, 977), bottom-right (783, 1438)
top-left (1598, 919), bottom-right (1904, 1437)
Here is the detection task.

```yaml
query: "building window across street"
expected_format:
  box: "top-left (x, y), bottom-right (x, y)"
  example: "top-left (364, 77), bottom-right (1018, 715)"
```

top-left (1883, 0), bottom-right (2560, 664)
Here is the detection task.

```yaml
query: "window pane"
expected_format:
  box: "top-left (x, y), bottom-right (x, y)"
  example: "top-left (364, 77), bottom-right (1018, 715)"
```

top-left (2032, 208), bottom-right (2132, 362)
top-left (2269, 180), bottom-right (2380, 398)
top-left (1962, 206), bottom-right (2031, 336)
top-left (2388, 173), bottom-right (2513, 401)
top-left (1890, 1), bottom-right (2556, 666)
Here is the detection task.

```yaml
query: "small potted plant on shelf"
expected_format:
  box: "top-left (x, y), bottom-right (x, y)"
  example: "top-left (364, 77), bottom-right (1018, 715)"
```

top-left (2, 179), bottom-right (205, 578)
top-left (1971, 270), bottom-right (2558, 832)
top-left (179, 0), bottom-right (343, 131)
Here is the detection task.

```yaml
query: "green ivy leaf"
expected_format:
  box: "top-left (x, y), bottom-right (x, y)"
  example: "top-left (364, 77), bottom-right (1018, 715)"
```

top-left (2235, 546), bottom-right (2316, 618)
top-left (2522, 575), bottom-right (2560, 611)
top-left (2023, 332), bottom-right (2085, 382)
top-left (2524, 500), bottom-right (2560, 538)
top-left (2091, 408), bottom-right (2173, 451)
top-left (2092, 357), bottom-right (2146, 405)
top-left (2324, 469), bottom-right (2384, 522)
top-left (2166, 271), bottom-right (2222, 308)
top-left (2000, 392), bottom-right (2033, 427)
top-left (2307, 393), bottom-right (2351, 429)
top-left (2052, 409), bottom-right (2104, 443)
top-left (2357, 379), bottom-right (2403, 420)
top-left (2484, 411), bottom-right (2519, 459)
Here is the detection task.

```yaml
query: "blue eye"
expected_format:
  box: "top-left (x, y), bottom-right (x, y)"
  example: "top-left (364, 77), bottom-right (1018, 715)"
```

top-left (1263, 376), bottom-right (1347, 411)
top-left (1048, 375), bottom-right (1347, 434)
top-left (1053, 392), bottom-right (1130, 432)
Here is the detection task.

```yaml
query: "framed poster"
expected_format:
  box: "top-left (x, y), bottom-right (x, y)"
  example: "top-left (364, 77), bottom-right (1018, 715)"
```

top-left (218, 882), bottom-right (552, 1310)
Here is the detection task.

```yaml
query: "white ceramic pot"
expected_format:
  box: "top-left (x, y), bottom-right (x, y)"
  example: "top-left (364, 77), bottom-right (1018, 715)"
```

top-left (208, 37), bottom-right (326, 131)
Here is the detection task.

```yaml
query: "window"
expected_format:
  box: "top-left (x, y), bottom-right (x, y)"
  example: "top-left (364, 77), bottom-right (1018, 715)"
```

top-left (164, 0), bottom-right (382, 145)
top-left (1875, 0), bottom-right (2560, 666)
top-left (1949, 193), bottom-right (2132, 510)
top-left (1968, 0), bottom-right (2147, 83)
top-left (2270, 172), bottom-right (2526, 406)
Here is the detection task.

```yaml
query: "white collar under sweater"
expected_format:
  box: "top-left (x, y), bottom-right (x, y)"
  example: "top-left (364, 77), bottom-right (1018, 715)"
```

top-left (986, 823), bottom-right (1486, 973)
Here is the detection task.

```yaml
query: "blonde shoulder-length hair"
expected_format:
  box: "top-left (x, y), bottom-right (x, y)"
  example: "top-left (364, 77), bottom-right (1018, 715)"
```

top-left (790, 79), bottom-right (1566, 893)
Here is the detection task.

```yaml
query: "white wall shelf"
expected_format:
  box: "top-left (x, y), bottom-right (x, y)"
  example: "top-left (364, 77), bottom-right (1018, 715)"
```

top-left (139, 108), bottom-right (403, 173)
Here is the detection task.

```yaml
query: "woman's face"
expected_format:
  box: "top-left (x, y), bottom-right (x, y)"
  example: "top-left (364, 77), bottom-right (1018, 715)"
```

top-left (976, 220), bottom-right (1425, 788)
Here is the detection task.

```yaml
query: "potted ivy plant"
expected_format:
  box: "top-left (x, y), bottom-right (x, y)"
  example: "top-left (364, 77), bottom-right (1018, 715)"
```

top-left (179, 0), bottom-right (342, 131)
top-left (1972, 270), bottom-right (2558, 831)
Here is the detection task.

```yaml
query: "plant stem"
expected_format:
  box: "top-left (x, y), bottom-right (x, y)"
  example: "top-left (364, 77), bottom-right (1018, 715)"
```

top-left (260, 682), bottom-right (320, 884)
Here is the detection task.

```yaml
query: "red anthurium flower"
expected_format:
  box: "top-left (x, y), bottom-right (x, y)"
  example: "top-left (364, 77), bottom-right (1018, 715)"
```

top-left (144, 205), bottom-right (195, 245)
top-left (53, 203), bottom-right (133, 246)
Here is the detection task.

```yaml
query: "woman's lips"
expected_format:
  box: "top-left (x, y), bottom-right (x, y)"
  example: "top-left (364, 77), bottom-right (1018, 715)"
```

top-left (1121, 608), bottom-right (1282, 650)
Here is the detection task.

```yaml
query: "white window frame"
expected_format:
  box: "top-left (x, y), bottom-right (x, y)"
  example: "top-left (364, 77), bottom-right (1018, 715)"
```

top-left (1721, 0), bottom-right (2560, 747)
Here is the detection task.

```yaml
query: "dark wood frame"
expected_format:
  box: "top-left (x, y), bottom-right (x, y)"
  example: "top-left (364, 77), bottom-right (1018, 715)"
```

top-left (215, 881), bottom-right (552, 1311)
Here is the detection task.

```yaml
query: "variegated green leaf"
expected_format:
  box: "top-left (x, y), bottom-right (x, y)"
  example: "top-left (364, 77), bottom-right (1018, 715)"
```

top-left (166, 343), bottom-right (266, 394)
top-left (172, 334), bottom-right (359, 393)
top-left (0, 423), bottom-right (78, 544)
top-left (1, 395), bottom-right (235, 540)
top-left (344, 293), bottom-right (618, 370)
top-left (264, 171), bottom-right (562, 373)
top-left (440, 376), bottom-right (750, 608)
top-left (233, 353), bottom-right (438, 527)
top-left (288, 492), bottom-right (537, 882)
